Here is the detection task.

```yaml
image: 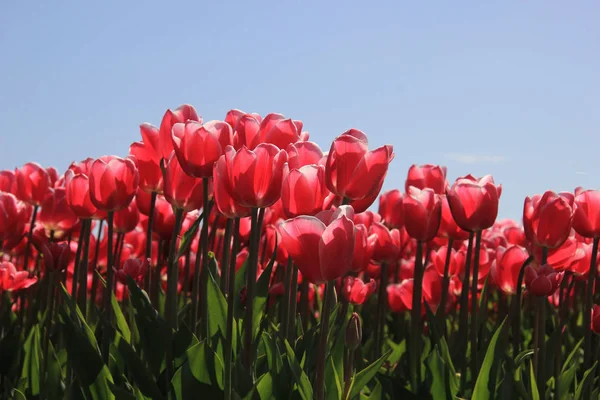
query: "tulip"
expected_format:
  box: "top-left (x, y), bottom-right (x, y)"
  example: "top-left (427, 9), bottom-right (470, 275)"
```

top-left (89, 156), bottom-right (139, 212)
top-left (163, 152), bottom-right (208, 212)
top-left (447, 174), bottom-right (500, 233)
top-left (0, 192), bottom-right (27, 244)
top-left (172, 120), bottom-right (233, 178)
top-left (0, 170), bottom-right (16, 193)
top-left (40, 241), bottom-right (72, 272)
top-left (0, 261), bottom-right (37, 292)
top-left (592, 305), bottom-right (600, 335)
top-left (15, 162), bottom-right (52, 206)
top-left (113, 201), bottom-right (139, 234)
top-left (491, 245), bottom-right (529, 295)
top-left (378, 189), bottom-right (404, 229)
top-left (438, 195), bottom-right (469, 241)
top-left (64, 169), bottom-right (103, 220)
top-left (405, 164), bottom-right (447, 194)
top-left (523, 191), bottom-right (573, 249)
top-left (351, 224), bottom-right (378, 273)
top-left (325, 129), bottom-right (394, 201)
top-left (116, 258), bottom-right (149, 284)
top-left (387, 280), bottom-right (413, 312)
top-left (572, 190), bottom-right (600, 238)
top-left (157, 104), bottom-right (201, 160)
top-left (129, 123), bottom-right (163, 193)
top-left (38, 187), bottom-right (79, 238)
top-left (221, 144), bottom-right (288, 209)
top-left (278, 205), bottom-right (355, 284)
top-left (342, 276), bottom-right (376, 305)
top-left (281, 164), bottom-right (328, 218)
top-left (233, 113), bottom-right (261, 150)
top-left (403, 186), bottom-right (442, 242)
top-left (286, 141), bottom-right (324, 169)
top-left (213, 153), bottom-right (251, 219)
top-left (253, 113), bottom-right (304, 150)
top-left (354, 211), bottom-right (382, 228)
top-left (524, 263), bottom-right (563, 297)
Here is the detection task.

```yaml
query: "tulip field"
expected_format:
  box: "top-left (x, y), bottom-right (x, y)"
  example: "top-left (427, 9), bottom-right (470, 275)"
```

top-left (2, 105), bottom-right (600, 400)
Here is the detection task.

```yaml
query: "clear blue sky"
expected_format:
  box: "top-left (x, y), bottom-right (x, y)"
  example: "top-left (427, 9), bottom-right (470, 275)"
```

top-left (1, 1), bottom-right (598, 219)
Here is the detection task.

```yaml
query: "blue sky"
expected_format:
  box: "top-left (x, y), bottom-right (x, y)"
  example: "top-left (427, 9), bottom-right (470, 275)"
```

top-left (1, 1), bottom-right (598, 219)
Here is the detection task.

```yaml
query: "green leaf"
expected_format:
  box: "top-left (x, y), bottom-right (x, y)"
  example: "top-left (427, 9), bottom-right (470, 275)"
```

top-left (437, 337), bottom-right (459, 397)
top-left (326, 357), bottom-right (343, 400)
top-left (126, 276), bottom-right (167, 377)
top-left (206, 254), bottom-right (228, 343)
top-left (171, 341), bottom-right (225, 400)
top-left (349, 350), bottom-right (392, 399)
top-left (425, 347), bottom-right (447, 400)
top-left (561, 338), bottom-right (583, 373)
top-left (574, 361), bottom-right (597, 400)
top-left (11, 389), bottom-right (27, 400)
top-left (384, 339), bottom-right (406, 372)
top-left (114, 333), bottom-right (164, 400)
top-left (108, 381), bottom-right (137, 400)
top-left (247, 373), bottom-right (274, 400)
top-left (326, 307), bottom-right (350, 400)
top-left (251, 251), bottom-right (276, 342)
top-left (112, 293), bottom-right (131, 343)
top-left (177, 212), bottom-right (203, 259)
top-left (529, 361), bottom-right (540, 400)
top-left (514, 349), bottom-right (534, 368)
top-left (284, 339), bottom-right (313, 400)
top-left (367, 381), bottom-right (382, 399)
top-left (234, 260), bottom-right (248, 319)
top-left (59, 308), bottom-right (115, 400)
top-left (557, 363), bottom-right (577, 400)
top-left (46, 341), bottom-right (63, 400)
top-left (472, 318), bottom-right (507, 400)
top-left (20, 325), bottom-right (42, 396)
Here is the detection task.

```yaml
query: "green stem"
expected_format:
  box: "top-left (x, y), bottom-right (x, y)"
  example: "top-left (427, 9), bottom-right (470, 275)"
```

top-left (470, 231), bottom-right (482, 380)
top-left (287, 262), bottom-right (299, 343)
top-left (88, 219), bottom-right (103, 320)
top-left (374, 262), bottom-right (388, 359)
top-left (438, 238), bottom-right (454, 332)
top-left (511, 256), bottom-right (533, 356)
top-left (410, 241), bottom-right (424, 392)
top-left (315, 281), bottom-right (335, 400)
top-left (77, 219), bottom-right (92, 315)
top-left (22, 205), bottom-right (38, 274)
top-left (165, 208), bottom-right (184, 393)
top-left (224, 218), bottom-right (240, 400)
top-left (583, 237), bottom-right (599, 398)
top-left (196, 178), bottom-right (212, 338)
top-left (144, 191), bottom-right (158, 293)
top-left (281, 258), bottom-right (292, 341)
top-left (220, 218), bottom-right (233, 293)
top-left (101, 211), bottom-right (114, 364)
top-left (243, 207), bottom-right (265, 370)
top-left (458, 232), bottom-right (474, 392)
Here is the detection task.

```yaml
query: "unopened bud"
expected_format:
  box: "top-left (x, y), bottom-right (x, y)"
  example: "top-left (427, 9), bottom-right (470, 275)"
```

top-left (345, 312), bottom-right (362, 351)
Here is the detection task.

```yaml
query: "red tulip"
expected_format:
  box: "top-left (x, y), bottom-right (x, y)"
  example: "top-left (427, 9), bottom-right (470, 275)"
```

top-left (212, 152), bottom-right (251, 219)
top-left (252, 113), bottom-right (304, 150)
top-left (64, 169), bottom-right (102, 220)
top-left (152, 195), bottom-right (182, 240)
top-left (40, 241), bottom-right (72, 272)
top-left (0, 170), bottom-right (16, 193)
top-left (221, 144), bottom-right (288, 209)
top-left (431, 246), bottom-right (460, 277)
top-left (286, 141), bottom-right (324, 170)
top-left (349, 189), bottom-right (382, 213)
top-left (163, 152), bottom-right (208, 212)
top-left (0, 192), bottom-right (27, 243)
top-left (405, 164), bottom-right (447, 195)
top-left (233, 113), bottom-right (261, 150)
top-left (129, 123), bottom-right (163, 193)
top-left (225, 109), bottom-right (252, 133)
top-left (353, 211), bottom-right (382, 229)
top-left (524, 263), bottom-right (563, 297)
top-left (113, 201), bottom-right (140, 233)
top-left (116, 258), bottom-right (149, 284)
top-left (403, 186), bottom-right (442, 242)
top-left (351, 224), bottom-right (378, 273)
top-left (572, 190), bottom-right (600, 238)
top-left (447, 174), bottom-right (500, 232)
top-left (422, 265), bottom-right (443, 311)
top-left (369, 222), bottom-right (401, 263)
top-left (438, 195), bottom-right (469, 241)
top-left (378, 189), bottom-right (404, 229)
top-left (0, 261), bottom-right (37, 292)
top-left (325, 129), bottom-right (394, 200)
top-left (278, 205), bottom-right (355, 284)
top-left (15, 162), bottom-right (52, 205)
top-left (158, 104), bottom-right (201, 160)
top-left (281, 164), bottom-right (328, 218)
top-left (89, 156), bottom-right (139, 212)
top-left (342, 276), bottom-right (376, 305)
top-left (38, 187), bottom-right (79, 238)
top-left (387, 280), bottom-right (413, 312)
top-left (592, 305), bottom-right (600, 335)
top-left (491, 245), bottom-right (529, 295)
top-left (172, 120), bottom-right (233, 178)
top-left (523, 191), bottom-right (573, 249)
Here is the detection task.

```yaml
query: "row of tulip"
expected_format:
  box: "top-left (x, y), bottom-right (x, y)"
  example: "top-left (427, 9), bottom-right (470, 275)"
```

top-left (1, 104), bottom-right (600, 399)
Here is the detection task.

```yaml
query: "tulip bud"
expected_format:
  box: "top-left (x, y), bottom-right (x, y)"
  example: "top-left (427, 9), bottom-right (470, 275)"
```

top-left (345, 313), bottom-right (362, 351)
